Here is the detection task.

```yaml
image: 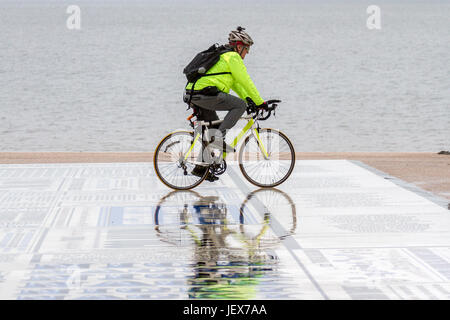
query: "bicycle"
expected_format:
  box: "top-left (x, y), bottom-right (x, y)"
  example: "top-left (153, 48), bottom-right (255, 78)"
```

top-left (153, 99), bottom-right (296, 190)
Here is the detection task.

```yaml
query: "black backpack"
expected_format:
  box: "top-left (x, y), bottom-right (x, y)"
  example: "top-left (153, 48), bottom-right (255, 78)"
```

top-left (183, 43), bottom-right (232, 85)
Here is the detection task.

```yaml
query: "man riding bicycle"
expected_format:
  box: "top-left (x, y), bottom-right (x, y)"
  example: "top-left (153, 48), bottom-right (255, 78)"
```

top-left (184, 26), bottom-right (268, 182)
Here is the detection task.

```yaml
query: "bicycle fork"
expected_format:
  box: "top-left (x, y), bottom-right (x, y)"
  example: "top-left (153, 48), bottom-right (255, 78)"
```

top-left (251, 127), bottom-right (270, 159)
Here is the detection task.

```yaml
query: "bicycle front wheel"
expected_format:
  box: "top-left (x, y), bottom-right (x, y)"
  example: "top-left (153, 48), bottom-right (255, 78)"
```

top-left (154, 131), bottom-right (208, 190)
top-left (238, 128), bottom-right (295, 188)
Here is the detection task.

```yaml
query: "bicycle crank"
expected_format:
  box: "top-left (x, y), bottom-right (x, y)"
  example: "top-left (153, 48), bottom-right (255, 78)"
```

top-left (209, 160), bottom-right (227, 176)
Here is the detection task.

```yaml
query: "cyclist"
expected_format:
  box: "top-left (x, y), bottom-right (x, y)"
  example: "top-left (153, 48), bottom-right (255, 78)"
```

top-left (184, 26), bottom-right (268, 181)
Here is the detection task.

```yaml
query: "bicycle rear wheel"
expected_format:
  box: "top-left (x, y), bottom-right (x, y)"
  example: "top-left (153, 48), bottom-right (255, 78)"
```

top-left (238, 128), bottom-right (295, 187)
top-left (154, 131), bottom-right (208, 190)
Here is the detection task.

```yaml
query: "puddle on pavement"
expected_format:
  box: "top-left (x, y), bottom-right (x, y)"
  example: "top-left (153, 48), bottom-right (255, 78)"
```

top-left (154, 188), bottom-right (298, 299)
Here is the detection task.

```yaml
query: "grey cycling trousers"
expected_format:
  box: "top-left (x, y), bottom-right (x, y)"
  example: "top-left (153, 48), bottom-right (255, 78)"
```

top-left (185, 92), bottom-right (247, 137)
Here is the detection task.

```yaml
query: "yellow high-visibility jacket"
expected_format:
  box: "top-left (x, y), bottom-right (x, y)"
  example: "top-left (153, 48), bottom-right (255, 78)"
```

top-left (186, 51), bottom-right (264, 105)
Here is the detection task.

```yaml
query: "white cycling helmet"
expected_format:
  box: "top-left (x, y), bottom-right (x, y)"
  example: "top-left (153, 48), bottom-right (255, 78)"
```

top-left (228, 26), bottom-right (254, 47)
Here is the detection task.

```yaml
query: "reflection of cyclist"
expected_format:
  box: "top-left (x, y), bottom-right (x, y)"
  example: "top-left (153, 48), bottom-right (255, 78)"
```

top-left (154, 189), bottom-right (298, 299)
top-left (191, 196), bottom-right (227, 225)
top-left (188, 196), bottom-right (270, 299)
top-left (185, 27), bottom-right (268, 180)
top-left (154, 191), bottom-right (276, 299)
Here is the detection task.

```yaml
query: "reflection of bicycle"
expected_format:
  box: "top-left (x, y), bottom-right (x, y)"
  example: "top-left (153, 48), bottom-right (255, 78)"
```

top-left (154, 188), bottom-right (297, 247)
top-left (239, 188), bottom-right (297, 245)
top-left (153, 188), bottom-right (297, 299)
top-left (153, 100), bottom-right (296, 190)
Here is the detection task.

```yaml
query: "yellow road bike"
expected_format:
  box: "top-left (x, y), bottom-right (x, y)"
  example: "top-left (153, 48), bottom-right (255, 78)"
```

top-left (154, 100), bottom-right (295, 190)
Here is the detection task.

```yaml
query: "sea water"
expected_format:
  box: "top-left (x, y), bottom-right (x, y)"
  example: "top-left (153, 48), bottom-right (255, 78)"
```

top-left (0, 0), bottom-right (448, 152)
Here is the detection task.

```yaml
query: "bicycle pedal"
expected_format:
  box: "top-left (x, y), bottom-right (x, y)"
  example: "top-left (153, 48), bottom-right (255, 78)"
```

top-left (210, 160), bottom-right (227, 176)
top-left (205, 174), bottom-right (219, 182)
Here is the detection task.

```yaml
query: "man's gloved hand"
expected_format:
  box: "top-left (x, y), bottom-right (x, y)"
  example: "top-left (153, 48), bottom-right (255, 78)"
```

top-left (246, 98), bottom-right (281, 113)
top-left (245, 97), bottom-right (256, 114)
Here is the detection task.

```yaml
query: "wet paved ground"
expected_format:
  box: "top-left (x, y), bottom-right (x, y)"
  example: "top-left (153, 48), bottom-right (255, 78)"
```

top-left (0, 160), bottom-right (449, 300)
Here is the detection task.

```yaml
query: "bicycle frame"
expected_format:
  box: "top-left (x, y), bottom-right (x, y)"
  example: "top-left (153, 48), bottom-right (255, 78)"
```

top-left (182, 115), bottom-right (269, 165)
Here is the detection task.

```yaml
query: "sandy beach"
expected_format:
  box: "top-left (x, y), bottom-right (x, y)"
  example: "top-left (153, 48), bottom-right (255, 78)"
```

top-left (0, 152), bottom-right (449, 201)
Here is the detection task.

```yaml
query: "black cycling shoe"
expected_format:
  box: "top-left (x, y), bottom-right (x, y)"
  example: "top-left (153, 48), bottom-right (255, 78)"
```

top-left (191, 165), bottom-right (219, 182)
top-left (204, 173), bottom-right (219, 182)
top-left (191, 165), bottom-right (207, 177)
